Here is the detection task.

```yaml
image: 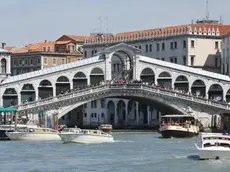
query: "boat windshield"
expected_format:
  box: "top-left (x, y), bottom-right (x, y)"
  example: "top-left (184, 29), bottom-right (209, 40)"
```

top-left (161, 116), bottom-right (196, 126)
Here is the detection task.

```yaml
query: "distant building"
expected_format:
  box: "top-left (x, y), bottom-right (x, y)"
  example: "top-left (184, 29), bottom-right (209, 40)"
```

top-left (10, 39), bottom-right (83, 76)
top-left (221, 33), bottom-right (230, 76)
top-left (0, 43), bottom-right (11, 80)
top-left (83, 19), bottom-right (230, 73)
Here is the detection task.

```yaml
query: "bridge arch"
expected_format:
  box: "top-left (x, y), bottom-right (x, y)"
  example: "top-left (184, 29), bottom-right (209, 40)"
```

top-left (21, 84), bottom-right (35, 103)
top-left (56, 76), bottom-right (70, 96)
top-left (90, 67), bottom-right (104, 85)
top-left (157, 71), bottom-right (172, 88)
top-left (107, 100), bottom-right (115, 124)
top-left (226, 89), bottom-right (230, 102)
top-left (140, 68), bottom-right (155, 84)
top-left (174, 75), bottom-right (189, 92)
top-left (38, 80), bottom-right (53, 99)
top-left (73, 72), bottom-right (87, 89)
top-left (208, 84), bottom-right (223, 101)
top-left (191, 79), bottom-right (206, 97)
top-left (3, 88), bottom-right (18, 107)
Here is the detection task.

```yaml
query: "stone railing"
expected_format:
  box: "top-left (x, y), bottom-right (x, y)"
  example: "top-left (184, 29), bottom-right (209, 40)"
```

top-left (17, 83), bottom-right (230, 112)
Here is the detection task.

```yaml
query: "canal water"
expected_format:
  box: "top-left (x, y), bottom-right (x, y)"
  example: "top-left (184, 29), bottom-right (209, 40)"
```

top-left (0, 132), bottom-right (229, 172)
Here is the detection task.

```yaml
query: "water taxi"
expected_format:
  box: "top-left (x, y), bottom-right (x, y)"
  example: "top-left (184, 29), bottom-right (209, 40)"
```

top-left (195, 133), bottom-right (230, 160)
top-left (98, 124), bottom-right (113, 134)
top-left (159, 115), bottom-right (199, 138)
top-left (58, 128), bottom-right (114, 144)
top-left (5, 127), bottom-right (61, 141)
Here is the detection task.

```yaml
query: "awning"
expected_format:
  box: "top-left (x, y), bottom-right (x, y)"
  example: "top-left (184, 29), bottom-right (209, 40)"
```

top-left (0, 108), bottom-right (17, 112)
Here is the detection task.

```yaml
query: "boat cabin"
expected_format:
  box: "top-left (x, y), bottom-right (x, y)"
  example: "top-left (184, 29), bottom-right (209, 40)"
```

top-left (200, 133), bottom-right (230, 149)
top-left (161, 115), bottom-right (196, 126)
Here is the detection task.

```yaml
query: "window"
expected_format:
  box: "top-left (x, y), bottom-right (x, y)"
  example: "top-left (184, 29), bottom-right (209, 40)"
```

top-left (47, 46), bottom-right (50, 52)
top-left (94, 113), bottom-right (97, 118)
top-left (215, 41), bottom-right (219, 49)
top-left (174, 42), bottom-right (177, 49)
top-left (19, 60), bottom-right (22, 65)
top-left (91, 113), bottom-right (93, 118)
top-left (183, 56), bottom-right (186, 65)
top-left (170, 58), bottom-right (173, 63)
top-left (44, 58), bottom-right (47, 65)
top-left (145, 45), bottom-right (148, 52)
top-left (157, 43), bottom-right (160, 51)
top-left (183, 40), bottom-right (186, 48)
top-left (101, 113), bottom-right (104, 118)
top-left (101, 99), bottom-right (105, 108)
top-left (43, 47), bottom-right (46, 52)
top-left (139, 45), bottom-right (142, 49)
top-left (174, 57), bottom-right (177, 64)
top-left (61, 58), bottom-right (65, 64)
top-left (13, 59), bottom-right (17, 65)
top-left (162, 58), bottom-right (165, 61)
top-left (95, 50), bottom-right (97, 54)
top-left (191, 40), bottom-right (195, 48)
top-left (84, 113), bottom-right (87, 118)
top-left (68, 58), bottom-right (71, 63)
top-left (215, 57), bottom-right (218, 67)
top-left (162, 43), bottom-right (165, 50)
top-left (190, 56), bottom-right (195, 66)
top-left (170, 42), bottom-right (173, 49)
top-left (37, 58), bottom-right (40, 64)
top-left (92, 50), bottom-right (94, 56)
top-left (52, 58), bottom-right (56, 65)
top-left (84, 103), bottom-right (87, 108)
top-left (30, 58), bottom-right (33, 65)
top-left (84, 51), bottom-right (87, 58)
top-left (91, 100), bottom-right (97, 108)
top-left (149, 44), bottom-right (152, 52)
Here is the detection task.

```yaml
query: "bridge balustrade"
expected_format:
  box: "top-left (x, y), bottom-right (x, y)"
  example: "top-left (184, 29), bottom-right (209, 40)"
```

top-left (17, 83), bottom-right (230, 111)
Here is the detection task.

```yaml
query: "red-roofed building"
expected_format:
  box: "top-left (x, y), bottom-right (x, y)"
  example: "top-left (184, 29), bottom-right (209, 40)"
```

top-left (83, 19), bottom-right (230, 73)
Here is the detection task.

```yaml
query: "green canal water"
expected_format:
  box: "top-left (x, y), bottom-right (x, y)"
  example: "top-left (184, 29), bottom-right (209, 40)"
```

top-left (0, 132), bottom-right (229, 172)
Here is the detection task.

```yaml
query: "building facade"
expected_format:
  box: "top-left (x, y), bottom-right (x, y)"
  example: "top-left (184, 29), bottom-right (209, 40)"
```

top-left (83, 20), bottom-right (230, 74)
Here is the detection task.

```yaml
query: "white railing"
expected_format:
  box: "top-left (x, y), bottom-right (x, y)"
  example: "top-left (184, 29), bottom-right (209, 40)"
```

top-left (17, 83), bottom-right (230, 112)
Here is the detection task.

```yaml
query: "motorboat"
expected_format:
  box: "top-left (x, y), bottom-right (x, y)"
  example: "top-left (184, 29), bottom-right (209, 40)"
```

top-left (195, 132), bottom-right (230, 160)
top-left (5, 127), bottom-right (61, 141)
top-left (58, 128), bottom-right (114, 144)
top-left (159, 114), bottom-right (199, 138)
top-left (98, 124), bottom-right (113, 134)
top-left (0, 117), bottom-right (39, 140)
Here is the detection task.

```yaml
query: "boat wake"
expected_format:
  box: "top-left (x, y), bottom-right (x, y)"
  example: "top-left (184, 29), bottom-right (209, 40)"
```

top-left (113, 140), bottom-right (134, 143)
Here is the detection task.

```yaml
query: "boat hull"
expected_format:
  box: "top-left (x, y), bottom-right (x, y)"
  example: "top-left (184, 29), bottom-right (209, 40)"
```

top-left (58, 133), bottom-right (114, 144)
top-left (5, 132), bottom-right (61, 141)
top-left (160, 130), bottom-right (198, 138)
top-left (195, 144), bottom-right (230, 160)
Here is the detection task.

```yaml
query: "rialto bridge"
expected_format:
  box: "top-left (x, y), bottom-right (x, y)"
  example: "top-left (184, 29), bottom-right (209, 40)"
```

top-left (1, 43), bottom-right (230, 128)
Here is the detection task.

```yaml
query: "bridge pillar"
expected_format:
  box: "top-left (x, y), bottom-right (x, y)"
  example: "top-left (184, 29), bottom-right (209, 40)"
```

top-left (136, 102), bottom-right (139, 125)
top-left (53, 87), bottom-right (56, 97)
top-left (125, 101), bottom-right (128, 126)
top-left (35, 90), bottom-right (39, 101)
top-left (147, 106), bottom-right (151, 125)
top-left (70, 82), bottom-right (73, 90)
top-left (114, 101), bottom-right (118, 126)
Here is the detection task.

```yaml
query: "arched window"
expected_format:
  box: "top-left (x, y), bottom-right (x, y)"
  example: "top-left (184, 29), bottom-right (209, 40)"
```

top-left (1, 59), bottom-right (6, 74)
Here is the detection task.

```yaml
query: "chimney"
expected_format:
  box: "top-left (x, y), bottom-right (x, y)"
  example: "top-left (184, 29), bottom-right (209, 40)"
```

top-left (2, 42), bottom-right (6, 49)
top-left (45, 40), bottom-right (47, 43)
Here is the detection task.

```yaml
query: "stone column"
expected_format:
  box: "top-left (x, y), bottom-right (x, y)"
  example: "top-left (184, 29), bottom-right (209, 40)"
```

top-left (114, 101), bottom-right (118, 126)
top-left (53, 87), bottom-right (56, 97)
top-left (18, 93), bottom-right (21, 105)
top-left (147, 106), bottom-right (151, 125)
top-left (70, 81), bottom-right (73, 90)
top-left (125, 101), bottom-right (128, 126)
top-left (136, 102), bottom-right (139, 125)
top-left (35, 90), bottom-right (39, 101)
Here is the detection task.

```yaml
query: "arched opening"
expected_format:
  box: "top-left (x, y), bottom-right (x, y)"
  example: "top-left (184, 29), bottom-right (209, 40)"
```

top-left (140, 68), bottom-right (155, 84)
top-left (128, 100), bottom-right (136, 125)
top-left (90, 67), bottom-right (104, 85)
top-left (117, 100), bottom-right (126, 126)
top-left (157, 71), bottom-right (172, 88)
top-left (174, 75), bottom-right (189, 92)
top-left (226, 89), bottom-right (230, 102)
top-left (1, 58), bottom-right (6, 74)
top-left (138, 101), bottom-right (148, 124)
top-left (73, 72), bottom-right (87, 89)
top-left (56, 76), bottom-right (70, 96)
top-left (21, 84), bottom-right (35, 103)
top-left (3, 88), bottom-right (18, 107)
top-left (208, 84), bottom-right (223, 101)
top-left (111, 54), bottom-right (124, 80)
top-left (191, 80), bottom-right (206, 97)
top-left (38, 80), bottom-right (53, 99)
top-left (107, 101), bottom-right (115, 124)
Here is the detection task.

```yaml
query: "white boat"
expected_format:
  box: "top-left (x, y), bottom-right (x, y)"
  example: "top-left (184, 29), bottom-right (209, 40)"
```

top-left (98, 124), bottom-right (113, 134)
top-left (58, 128), bottom-right (114, 144)
top-left (195, 132), bottom-right (230, 160)
top-left (5, 127), bottom-right (61, 141)
top-left (159, 115), bottom-right (199, 138)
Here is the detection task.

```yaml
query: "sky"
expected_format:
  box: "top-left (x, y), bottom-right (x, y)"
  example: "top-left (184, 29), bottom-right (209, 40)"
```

top-left (0, 0), bottom-right (230, 47)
